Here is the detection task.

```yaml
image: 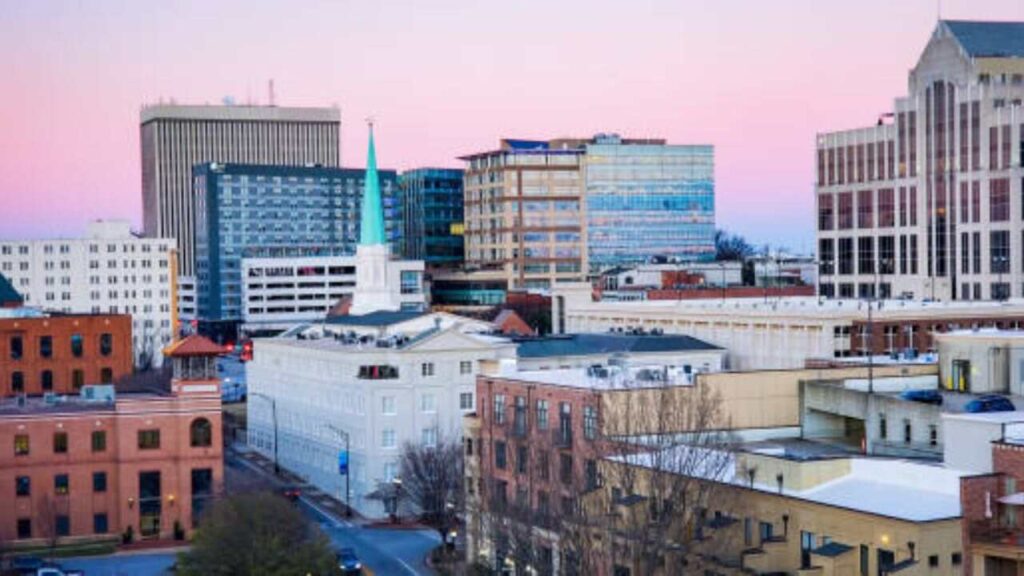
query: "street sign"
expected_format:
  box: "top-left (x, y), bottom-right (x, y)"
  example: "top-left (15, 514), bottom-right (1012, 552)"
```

top-left (338, 451), bottom-right (349, 475)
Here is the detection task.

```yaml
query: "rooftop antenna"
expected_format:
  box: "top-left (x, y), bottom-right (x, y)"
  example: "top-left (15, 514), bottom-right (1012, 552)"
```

top-left (936, 0), bottom-right (941, 22)
top-left (268, 79), bottom-right (276, 107)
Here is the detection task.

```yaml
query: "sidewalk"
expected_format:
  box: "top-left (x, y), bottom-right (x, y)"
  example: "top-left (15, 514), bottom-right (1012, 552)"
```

top-left (229, 441), bottom-right (433, 532)
top-left (229, 441), bottom-right (370, 526)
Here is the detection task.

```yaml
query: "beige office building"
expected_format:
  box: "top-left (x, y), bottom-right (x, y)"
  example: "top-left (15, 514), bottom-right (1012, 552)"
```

top-left (816, 20), bottom-right (1024, 302)
top-left (552, 282), bottom-right (1024, 370)
top-left (140, 104), bottom-right (341, 274)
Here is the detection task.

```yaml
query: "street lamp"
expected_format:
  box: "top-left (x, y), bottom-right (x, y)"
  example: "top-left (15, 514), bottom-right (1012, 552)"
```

top-left (387, 477), bottom-right (403, 524)
top-left (249, 392), bottom-right (279, 475)
top-left (326, 424), bottom-right (353, 517)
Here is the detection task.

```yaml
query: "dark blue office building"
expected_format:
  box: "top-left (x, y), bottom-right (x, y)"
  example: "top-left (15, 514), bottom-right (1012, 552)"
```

top-left (193, 163), bottom-right (402, 325)
top-left (399, 168), bottom-right (464, 267)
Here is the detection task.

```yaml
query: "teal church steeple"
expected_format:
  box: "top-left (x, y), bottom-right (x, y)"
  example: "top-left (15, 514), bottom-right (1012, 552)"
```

top-left (360, 123), bottom-right (387, 246)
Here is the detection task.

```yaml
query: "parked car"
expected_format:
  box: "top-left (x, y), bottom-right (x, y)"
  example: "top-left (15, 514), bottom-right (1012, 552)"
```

top-left (37, 569), bottom-right (84, 576)
top-left (899, 389), bottom-right (943, 405)
top-left (10, 558), bottom-right (83, 576)
top-left (338, 548), bottom-right (362, 575)
top-left (281, 485), bottom-right (302, 503)
top-left (964, 395), bottom-right (1016, 413)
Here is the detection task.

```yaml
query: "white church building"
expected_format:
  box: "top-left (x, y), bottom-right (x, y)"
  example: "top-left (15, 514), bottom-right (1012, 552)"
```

top-left (246, 127), bottom-right (513, 517)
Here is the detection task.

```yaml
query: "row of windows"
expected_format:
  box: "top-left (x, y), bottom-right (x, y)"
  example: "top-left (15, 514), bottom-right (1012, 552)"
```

top-left (8, 333), bottom-right (114, 360)
top-left (0, 243), bottom-right (169, 256)
top-left (14, 514), bottom-right (109, 540)
top-left (15, 471), bottom-right (108, 497)
top-left (12, 419), bottom-right (212, 456)
top-left (490, 394), bottom-right (599, 440)
top-left (7, 367), bottom-right (112, 393)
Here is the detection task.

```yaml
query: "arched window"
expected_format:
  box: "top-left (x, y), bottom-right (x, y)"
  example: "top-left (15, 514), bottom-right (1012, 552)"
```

top-left (190, 418), bottom-right (213, 448)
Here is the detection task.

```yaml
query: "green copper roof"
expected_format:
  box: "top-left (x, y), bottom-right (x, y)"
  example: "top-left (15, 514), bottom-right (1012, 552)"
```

top-left (360, 126), bottom-right (387, 246)
top-left (0, 272), bottom-right (22, 306)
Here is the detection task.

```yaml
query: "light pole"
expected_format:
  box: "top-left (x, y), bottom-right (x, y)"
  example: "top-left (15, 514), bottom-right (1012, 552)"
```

top-left (326, 424), bottom-right (352, 517)
top-left (249, 392), bottom-right (279, 475)
top-left (388, 477), bottom-right (403, 524)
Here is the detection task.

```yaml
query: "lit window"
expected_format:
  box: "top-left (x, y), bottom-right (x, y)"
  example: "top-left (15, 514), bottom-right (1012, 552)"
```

top-left (138, 429), bottom-right (161, 450)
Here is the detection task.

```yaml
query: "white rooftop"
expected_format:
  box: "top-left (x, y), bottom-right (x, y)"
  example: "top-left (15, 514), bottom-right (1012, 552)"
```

top-left (0, 307), bottom-right (48, 320)
top-left (783, 459), bottom-right (964, 522)
top-left (939, 329), bottom-right (1024, 340)
top-left (497, 366), bottom-right (698, 390)
top-left (942, 410), bottom-right (1024, 424)
top-left (580, 294), bottom-right (1024, 320)
top-left (615, 445), bottom-right (966, 522)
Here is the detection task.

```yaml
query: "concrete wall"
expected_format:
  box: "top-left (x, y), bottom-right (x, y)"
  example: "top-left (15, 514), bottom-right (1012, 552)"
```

top-left (804, 381), bottom-right (943, 458)
top-left (938, 334), bottom-right (1024, 395)
top-left (942, 415), bottom-right (1020, 473)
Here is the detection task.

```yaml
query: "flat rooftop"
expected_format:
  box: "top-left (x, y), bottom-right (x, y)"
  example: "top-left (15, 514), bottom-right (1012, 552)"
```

top-left (939, 328), bottom-right (1024, 340)
top-left (617, 442), bottom-right (965, 522)
top-left (0, 392), bottom-right (163, 417)
top-left (579, 295), bottom-right (1024, 320)
top-left (495, 366), bottom-right (698, 391)
top-left (786, 458), bottom-right (963, 522)
top-left (514, 332), bottom-right (721, 358)
top-left (140, 103), bottom-right (340, 123)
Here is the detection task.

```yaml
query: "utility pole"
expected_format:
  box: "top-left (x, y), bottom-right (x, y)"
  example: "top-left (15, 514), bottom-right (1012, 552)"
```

top-left (327, 424), bottom-right (353, 517)
top-left (250, 392), bottom-right (279, 475)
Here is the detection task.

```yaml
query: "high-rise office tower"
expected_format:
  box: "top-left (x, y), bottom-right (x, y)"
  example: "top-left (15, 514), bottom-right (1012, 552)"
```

top-left (191, 162), bottom-right (402, 331)
top-left (399, 168), bottom-right (465, 267)
top-left (816, 20), bottom-right (1024, 302)
top-left (140, 104), bottom-right (341, 274)
top-left (461, 134), bottom-right (715, 290)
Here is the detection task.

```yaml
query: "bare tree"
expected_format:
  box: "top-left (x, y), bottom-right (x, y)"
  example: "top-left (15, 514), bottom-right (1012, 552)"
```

top-left (470, 366), bottom-right (737, 575)
top-left (37, 493), bottom-right (69, 560)
top-left (571, 373), bottom-right (736, 575)
top-left (399, 434), bottom-right (464, 542)
top-left (714, 229), bottom-right (754, 262)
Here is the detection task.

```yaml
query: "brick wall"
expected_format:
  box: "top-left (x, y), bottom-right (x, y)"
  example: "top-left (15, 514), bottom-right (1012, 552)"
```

top-left (0, 314), bottom-right (133, 396)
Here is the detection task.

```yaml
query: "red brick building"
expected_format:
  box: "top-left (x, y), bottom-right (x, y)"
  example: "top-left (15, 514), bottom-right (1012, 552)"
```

top-left (467, 373), bottom-right (611, 573)
top-left (962, 439), bottom-right (1024, 575)
top-left (0, 335), bottom-right (224, 547)
top-left (0, 312), bottom-right (133, 397)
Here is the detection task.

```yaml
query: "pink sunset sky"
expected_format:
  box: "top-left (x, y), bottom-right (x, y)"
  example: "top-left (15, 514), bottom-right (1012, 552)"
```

top-left (1, 0), bottom-right (1023, 250)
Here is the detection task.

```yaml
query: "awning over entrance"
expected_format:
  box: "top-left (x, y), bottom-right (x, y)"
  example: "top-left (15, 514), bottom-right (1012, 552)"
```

top-left (998, 492), bottom-right (1024, 506)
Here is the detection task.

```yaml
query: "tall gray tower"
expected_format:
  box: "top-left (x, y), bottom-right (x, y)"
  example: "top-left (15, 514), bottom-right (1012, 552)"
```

top-left (140, 104), bottom-right (341, 274)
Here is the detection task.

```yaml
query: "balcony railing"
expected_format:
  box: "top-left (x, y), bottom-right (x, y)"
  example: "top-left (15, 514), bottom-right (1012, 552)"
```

top-left (553, 427), bottom-right (573, 447)
top-left (512, 417), bottom-right (527, 438)
top-left (969, 520), bottom-right (1024, 547)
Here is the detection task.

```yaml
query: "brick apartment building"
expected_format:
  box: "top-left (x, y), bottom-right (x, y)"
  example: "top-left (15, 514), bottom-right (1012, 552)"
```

top-left (961, 434), bottom-right (1024, 575)
top-left (0, 312), bottom-right (133, 397)
top-left (468, 373), bottom-right (609, 573)
top-left (0, 335), bottom-right (224, 547)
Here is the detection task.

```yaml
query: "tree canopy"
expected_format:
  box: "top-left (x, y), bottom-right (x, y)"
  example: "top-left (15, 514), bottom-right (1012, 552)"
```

top-left (714, 229), bottom-right (755, 261)
top-left (176, 492), bottom-right (339, 576)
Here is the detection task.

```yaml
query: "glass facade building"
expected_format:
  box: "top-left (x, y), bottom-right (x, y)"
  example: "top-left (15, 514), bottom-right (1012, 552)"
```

top-left (585, 136), bottom-right (715, 271)
top-left (193, 163), bottom-right (401, 323)
top-left (462, 135), bottom-right (715, 290)
top-left (399, 168), bottom-right (465, 266)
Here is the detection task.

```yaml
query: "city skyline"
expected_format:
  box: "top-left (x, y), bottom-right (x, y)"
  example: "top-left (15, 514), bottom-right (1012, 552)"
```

top-left (2, 0), bottom-right (1024, 250)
